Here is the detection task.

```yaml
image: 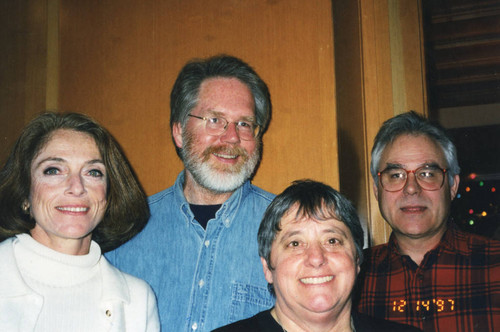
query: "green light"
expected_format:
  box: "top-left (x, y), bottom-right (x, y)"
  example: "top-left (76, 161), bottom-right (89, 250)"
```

top-left (469, 220), bottom-right (475, 226)
top-left (479, 181), bottom-right (484, 187)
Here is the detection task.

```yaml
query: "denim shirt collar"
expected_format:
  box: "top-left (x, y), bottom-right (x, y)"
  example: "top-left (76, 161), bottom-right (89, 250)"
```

top-left (174, 170), bottom-right (251, 228)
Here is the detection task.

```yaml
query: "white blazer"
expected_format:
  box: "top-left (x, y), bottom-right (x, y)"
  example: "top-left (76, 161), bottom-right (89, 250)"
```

top-left (0, 237), bottom-right (160, 331)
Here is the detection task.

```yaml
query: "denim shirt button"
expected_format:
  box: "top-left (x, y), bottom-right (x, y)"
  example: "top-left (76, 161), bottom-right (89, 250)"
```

top-left (191, 322), bottom-right (198, 330)
top-left (204, 240), bottom-right (210, 247)
top-left (199, 279), bottom-right (205, 288)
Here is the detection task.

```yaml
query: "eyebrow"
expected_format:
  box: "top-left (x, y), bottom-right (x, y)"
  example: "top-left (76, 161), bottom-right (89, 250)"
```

top-left (278, 230), bottom-right (302, 244)
top-left (34, 157), bottom-right (105, 169)
top-left (384, 163), bottom-right (404, 169)
top-left (277, 225), bottom-right (348, 244)
top-left (87, 159), bottom-right (105, 165)
top-left (324, 227), bottom-right (348, 238)
top-left (384, 162), bottom-right (442, 170)
top-left (206, 110), bottom-right (256, 122)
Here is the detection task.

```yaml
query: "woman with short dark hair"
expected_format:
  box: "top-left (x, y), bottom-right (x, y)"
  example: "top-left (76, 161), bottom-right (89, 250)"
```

top-left (214, 180), bottom-right (421, 332)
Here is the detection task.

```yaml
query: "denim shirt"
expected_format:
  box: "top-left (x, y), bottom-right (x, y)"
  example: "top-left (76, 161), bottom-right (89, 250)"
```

top-left (105, 171), bottom-right (275, 332)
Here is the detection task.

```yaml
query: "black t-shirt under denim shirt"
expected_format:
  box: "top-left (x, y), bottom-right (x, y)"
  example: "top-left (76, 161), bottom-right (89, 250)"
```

top-left (190, 204), bottom-right (222, 229)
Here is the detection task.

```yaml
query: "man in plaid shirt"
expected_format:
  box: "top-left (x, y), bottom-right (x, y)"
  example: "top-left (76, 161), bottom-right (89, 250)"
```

top-left (356, 111), bottom-right (500, 331)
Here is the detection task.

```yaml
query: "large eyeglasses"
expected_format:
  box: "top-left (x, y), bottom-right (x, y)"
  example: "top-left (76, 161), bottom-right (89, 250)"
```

top-left (188, 114), bottom-right (260, 141)
top-left (377, 165), bottom-right (447, 192)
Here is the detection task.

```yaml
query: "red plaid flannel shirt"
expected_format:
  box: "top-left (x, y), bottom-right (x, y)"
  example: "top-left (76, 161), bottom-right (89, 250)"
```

top-left (356, 224), bottom-right (500, 331)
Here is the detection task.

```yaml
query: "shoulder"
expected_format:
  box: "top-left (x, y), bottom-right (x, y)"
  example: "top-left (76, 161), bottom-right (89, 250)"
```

top-left (364, 242), bottom-right (390, 256)
top-left (101, 256), bottom-right (156, 297)
top-left (146, 184), bottom-right (185, 222)
top-left (362, 242), bottom-right (391, 268)
top-left (212, 310), bottom-right (278, 332)
top-left (466, 231), bottom-right (500, 249)
top-left (353, 312), bottom-right (422, 332)
top-left (0, 238), bottom-right (19, 281)
top-left (0, 237), bottom-right (17, 268)
top-left (147, 185), bottom-right (176, 206)
top-left (0, 237), bottom-right (14, 251)
top-left (148, 171), bottom-right (187, 206)
top-left (245, 183), bottom-right (276, 203)
top-left (450, 227), bottom-right (500, 257)
top-left (121, 271), bottom-right (155, 295)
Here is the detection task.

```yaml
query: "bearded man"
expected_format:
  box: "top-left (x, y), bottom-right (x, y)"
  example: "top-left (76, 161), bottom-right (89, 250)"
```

top-left (106, 55), bottom-right (275, 332)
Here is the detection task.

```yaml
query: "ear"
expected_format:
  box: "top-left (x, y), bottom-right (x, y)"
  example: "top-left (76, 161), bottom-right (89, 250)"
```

top-left (172, 122), bottom-right (184, 149)
top-left (372, 179), bottom-right (379, 201)
top-left (450, 174), bottom-right (460, 200)
top-left (261, 257), bottom-right (274, 284)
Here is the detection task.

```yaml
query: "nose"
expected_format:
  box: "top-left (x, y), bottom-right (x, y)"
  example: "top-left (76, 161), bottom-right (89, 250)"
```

top-left (403, 171), bottom-right (421, 195)
top-left (305, 243), bottom-right (326, 268)
top-left (65, 173), bottom-right (86, 196)
top-left (220, 122), bottom-right (241, 144)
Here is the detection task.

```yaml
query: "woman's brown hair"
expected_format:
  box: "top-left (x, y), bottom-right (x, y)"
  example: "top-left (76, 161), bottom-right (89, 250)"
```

top-left (0, 112), bottom-right (149, 252)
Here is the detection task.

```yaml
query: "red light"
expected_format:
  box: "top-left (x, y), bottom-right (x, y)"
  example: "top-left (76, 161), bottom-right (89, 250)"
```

top-left (492, 187), bottom-right (496, 193)
top-left (469, 209), bottom-right (474, 214)
top-left (469, 173), bottom-right (477, 180)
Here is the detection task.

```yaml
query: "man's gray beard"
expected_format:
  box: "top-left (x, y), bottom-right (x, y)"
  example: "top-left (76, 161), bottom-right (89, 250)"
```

top-left (180, 134), bottom-right (261, 194)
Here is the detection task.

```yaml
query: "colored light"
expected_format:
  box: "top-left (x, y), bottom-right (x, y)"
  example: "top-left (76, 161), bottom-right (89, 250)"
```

top-left (466, 187), bottom-right (471, 192)
top-left (479, 181), bottom-right (484, 187)
top-left (492, 187), bottom-right (496, 193)
top-left (469, 209), bottom-right (474, 214)
top-left (469, 173), bottom-right (477, 180)
top-left (457, 194), bottom-right (461, 198)
top-left (469, 220), bottom-right (475, 225)
top-left (482, 211), bottom-right (487, 217)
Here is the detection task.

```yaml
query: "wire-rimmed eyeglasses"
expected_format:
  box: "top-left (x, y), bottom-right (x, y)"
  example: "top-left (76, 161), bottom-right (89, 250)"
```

top-left (377, 165), bottom-right (447, 192)
top-left (188, 114), bottom-right (260, 141)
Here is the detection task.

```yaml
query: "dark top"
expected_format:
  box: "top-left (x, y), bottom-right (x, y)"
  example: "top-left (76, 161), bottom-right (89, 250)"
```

top-left (189, 203), bottom-right (221, 229)
top-left (212, 309), bottom-right (422, 332)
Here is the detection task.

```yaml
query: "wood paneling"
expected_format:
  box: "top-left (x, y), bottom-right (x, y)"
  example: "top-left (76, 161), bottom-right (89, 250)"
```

top-left (1, 0), bottom-right (431, 246)
top-left (0, 0), bottom-right (48, 164)
top-left (57, 0), bottom-right (338, 196)
top-left (334, 0), bottom-right (427, 245)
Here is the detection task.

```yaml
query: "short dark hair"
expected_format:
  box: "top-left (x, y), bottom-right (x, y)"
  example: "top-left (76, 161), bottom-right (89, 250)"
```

top-left (0, 112), bottom-right (149, 252)
top-left (258, 179), bottom-right (364, 272)
top-left (170, 54), bottom-right (272, 155)
top-left (370, 111), bottom-right (460, 185)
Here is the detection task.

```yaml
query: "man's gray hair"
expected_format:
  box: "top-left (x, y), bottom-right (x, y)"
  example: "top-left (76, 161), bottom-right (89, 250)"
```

top-left (370, 111), bottom-right (460, 185)
top-left (169, 55), bottom-right (272, 156)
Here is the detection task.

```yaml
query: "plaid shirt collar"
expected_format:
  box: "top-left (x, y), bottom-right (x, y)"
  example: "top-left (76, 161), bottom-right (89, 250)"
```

top-left (386, 222), bottom-right (463, 268)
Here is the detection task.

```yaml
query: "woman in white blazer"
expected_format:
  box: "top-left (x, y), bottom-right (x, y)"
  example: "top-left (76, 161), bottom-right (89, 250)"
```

top-left (0, 112), bottom-right (159, 331)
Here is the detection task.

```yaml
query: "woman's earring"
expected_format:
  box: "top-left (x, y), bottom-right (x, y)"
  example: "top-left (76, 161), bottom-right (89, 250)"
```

top-left (22, 201), bottom-right (30, 212)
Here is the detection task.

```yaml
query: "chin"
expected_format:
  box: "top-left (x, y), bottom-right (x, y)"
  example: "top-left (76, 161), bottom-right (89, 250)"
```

top-left (401, 228), bottom-right (433, 239)
top-left (305, 297), bottom-right (338, 313)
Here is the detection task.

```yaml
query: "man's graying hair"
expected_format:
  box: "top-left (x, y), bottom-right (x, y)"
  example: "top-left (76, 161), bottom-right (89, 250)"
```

top-left (370, 111), bottom-right (460, 186)
top-left (169, 55), bottom-right (272, 156)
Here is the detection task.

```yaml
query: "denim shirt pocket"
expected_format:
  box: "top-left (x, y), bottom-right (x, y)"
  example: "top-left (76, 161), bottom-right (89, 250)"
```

top-left (229, 282), bottom-right (274, 322)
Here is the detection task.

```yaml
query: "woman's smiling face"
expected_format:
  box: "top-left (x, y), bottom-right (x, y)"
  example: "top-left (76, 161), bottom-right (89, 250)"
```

top-left (28, 129), bottom-right (107, 253)
top-left (261, 206), bottom-right (359, 321)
